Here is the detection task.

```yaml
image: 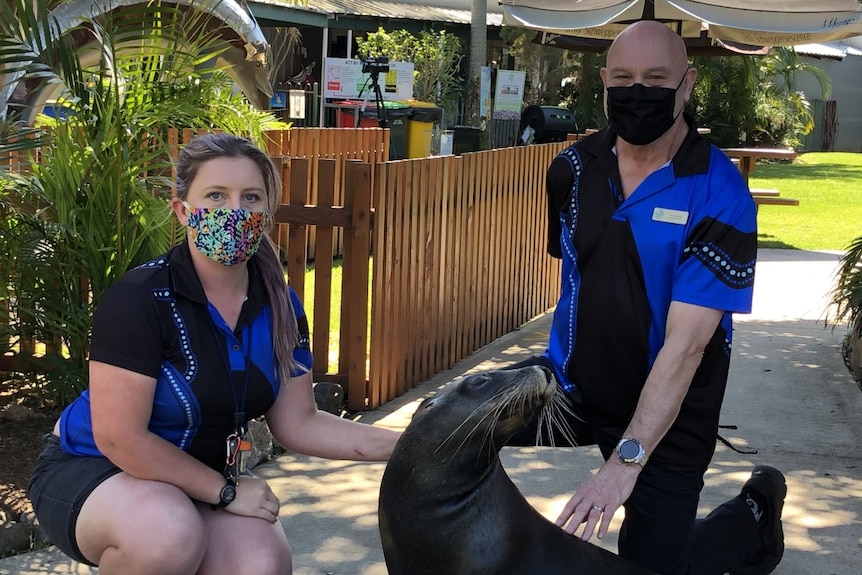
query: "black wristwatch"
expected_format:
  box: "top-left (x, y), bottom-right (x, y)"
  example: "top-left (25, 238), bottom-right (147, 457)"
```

top-left (615, 438), bottom-right (648, 467)
top-left (211, 481), bottom-right (237, 510)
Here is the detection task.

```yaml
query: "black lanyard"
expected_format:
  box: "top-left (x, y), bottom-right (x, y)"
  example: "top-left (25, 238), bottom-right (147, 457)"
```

top-left (207, 310), bottom-right (252, 434)
top-left (208, 307), bottom-right (252, 484)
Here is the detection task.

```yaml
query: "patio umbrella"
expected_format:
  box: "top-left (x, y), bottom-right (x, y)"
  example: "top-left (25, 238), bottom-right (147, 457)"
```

top-left (500, 0), bottom-right (862, 47)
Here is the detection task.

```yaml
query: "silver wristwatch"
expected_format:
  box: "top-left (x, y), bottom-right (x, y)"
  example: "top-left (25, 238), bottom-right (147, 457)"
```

top-left (615, 438), bottom-right (648, 467)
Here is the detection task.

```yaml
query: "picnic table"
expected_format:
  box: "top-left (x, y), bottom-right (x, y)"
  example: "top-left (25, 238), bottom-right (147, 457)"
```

top-left (721, 147), bottom-right (799, 209)
top-left (720, 147), bottom-right (797, 185)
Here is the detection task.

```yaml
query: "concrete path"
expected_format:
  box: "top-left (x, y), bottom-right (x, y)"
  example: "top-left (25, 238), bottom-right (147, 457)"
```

top-left (2, 248), bottom-right (860, 575)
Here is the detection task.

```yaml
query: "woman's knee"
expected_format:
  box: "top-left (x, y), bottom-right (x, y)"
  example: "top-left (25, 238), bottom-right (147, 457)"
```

top-left (239, 542), bottom-right (292, 575)
top-left (198, 515), bottom-right (292, 575)
top-left (77, 475), bottom-right (207, 570)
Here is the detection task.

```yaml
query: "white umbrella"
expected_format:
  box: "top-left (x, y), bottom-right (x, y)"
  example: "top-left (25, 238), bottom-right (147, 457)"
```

top-left (500, 0), bottom-right (862, 46)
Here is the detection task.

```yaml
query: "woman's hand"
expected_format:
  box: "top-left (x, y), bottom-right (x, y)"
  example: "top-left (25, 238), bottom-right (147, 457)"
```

top-left (227, 476), bottom-right (281, 523)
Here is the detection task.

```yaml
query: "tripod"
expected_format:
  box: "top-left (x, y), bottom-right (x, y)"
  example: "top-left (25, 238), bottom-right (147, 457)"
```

top-left (357, 71), bottom-right (388, 129)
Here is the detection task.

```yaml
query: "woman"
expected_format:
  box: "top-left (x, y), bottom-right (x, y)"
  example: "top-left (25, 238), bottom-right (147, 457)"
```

top-left (28, 133), bottom-right (401, 574)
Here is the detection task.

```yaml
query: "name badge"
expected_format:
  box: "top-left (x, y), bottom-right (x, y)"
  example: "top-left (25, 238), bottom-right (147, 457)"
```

top-left (652, 207), bottom-right (688, 225)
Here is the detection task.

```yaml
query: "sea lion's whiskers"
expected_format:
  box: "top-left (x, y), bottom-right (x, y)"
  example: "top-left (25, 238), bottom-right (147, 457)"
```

top-left (549, 390), bottom-right (579, 446)
top-left (459, 383), bottom-right (537, 460)
top-left (532, 389), bottom-right (580, 469)
top-left (435, 392), bottom-right (509, 454)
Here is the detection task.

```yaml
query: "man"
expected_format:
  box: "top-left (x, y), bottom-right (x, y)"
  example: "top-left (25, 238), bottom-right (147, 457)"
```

top-left (512, 21), bottom-right (786, 575)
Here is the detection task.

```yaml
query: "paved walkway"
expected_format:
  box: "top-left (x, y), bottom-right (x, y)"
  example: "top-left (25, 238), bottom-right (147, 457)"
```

top-left (2, 248), bottom-right (860, 574)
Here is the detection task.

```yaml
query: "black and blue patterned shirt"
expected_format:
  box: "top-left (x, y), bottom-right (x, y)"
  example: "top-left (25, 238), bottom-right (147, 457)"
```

top-left (543, 117), bottom-right (757, 472)
top-left (58, 241), bottom-right (312, 472)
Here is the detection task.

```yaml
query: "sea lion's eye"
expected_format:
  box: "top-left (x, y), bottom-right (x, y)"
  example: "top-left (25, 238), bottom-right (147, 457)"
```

top-left (420, 398), bottom-right (436, 411)
top-left (466, 373), bottom-right (491, 391)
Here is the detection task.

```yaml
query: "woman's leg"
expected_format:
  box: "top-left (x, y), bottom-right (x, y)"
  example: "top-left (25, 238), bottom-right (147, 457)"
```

top-left (195, 505), bottom-right (292, 575)
top-left (75, 472), bottom-right (207, 574)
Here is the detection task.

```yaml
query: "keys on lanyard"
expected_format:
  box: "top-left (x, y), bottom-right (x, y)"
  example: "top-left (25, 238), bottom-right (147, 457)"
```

top-left (224, 413), bottom-right (253, 484)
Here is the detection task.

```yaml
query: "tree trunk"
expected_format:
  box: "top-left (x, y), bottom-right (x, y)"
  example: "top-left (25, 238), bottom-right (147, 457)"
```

top-left (467, 0), bottom-right (487, 125)
top-left (846, 316), bottom-right (862, 385)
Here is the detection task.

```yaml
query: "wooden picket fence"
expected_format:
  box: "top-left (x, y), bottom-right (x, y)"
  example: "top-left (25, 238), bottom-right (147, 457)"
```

top-left (274, 142), bottom-right (567, 410)
top-left (263, 127), bottom-right (388, 259)
top-left (365, 144), bottom-right (565, 408)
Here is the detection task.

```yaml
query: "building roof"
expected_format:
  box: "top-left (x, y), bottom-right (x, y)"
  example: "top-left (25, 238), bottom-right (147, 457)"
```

top-left (253, 0), bottom-right (503, 27)
top-left (795, 41), bottom-right (862, 60)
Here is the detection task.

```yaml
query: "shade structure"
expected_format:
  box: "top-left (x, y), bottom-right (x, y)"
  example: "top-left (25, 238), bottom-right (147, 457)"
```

top-left (532, 29), bottom-right (771, 55)
top-left (501, 0), bottom-right (862, 47)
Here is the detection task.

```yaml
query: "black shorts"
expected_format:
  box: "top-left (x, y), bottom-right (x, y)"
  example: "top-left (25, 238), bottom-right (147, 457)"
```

top-left (27, 433), bottom-right (121, 566)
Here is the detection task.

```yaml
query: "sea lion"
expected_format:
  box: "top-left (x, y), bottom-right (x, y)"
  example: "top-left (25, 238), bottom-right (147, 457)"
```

top-left (378, 365), bottom-right (655, 575)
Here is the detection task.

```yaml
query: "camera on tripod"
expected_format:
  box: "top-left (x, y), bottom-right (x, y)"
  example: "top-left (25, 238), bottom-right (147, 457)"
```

top-left (361, 56), bottom-right (390, 75)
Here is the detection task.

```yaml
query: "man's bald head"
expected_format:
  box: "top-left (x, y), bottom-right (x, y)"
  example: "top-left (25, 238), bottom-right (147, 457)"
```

top-left (599, 20), bottom-right (697, 147)
top-left (608, 21), bottom-right (689, 75)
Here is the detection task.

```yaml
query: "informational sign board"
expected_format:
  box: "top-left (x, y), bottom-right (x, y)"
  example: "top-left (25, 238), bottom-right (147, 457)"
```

top-left (493, 70), bottom-right (526, 114)
top-left (323, 57), bottom-right (414, 101)
top-left (288, 90), bottom-right (305, 119)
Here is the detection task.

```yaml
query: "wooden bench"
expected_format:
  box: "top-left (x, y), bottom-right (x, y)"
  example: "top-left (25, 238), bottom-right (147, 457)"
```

top-left (752, 195), bottom-right (800, 207)
top-left (750, 188), bottom-right (799, 209)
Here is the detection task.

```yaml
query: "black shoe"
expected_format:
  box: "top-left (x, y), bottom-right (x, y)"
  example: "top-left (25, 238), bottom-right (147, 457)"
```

top-left (730, 465), bottom-right (787, 575)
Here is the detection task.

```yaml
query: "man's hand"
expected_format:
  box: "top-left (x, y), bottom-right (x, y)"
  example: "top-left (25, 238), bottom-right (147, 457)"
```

top-left (554, 458), bottom-right (641, 541)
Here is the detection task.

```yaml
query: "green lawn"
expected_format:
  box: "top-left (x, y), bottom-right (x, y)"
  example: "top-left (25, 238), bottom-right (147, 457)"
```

top-left (749, 152), bottom-right (862, 251)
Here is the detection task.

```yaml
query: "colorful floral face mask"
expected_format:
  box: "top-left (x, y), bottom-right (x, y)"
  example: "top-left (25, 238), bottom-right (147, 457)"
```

top-left (182, 201), bottom-right (268, 267)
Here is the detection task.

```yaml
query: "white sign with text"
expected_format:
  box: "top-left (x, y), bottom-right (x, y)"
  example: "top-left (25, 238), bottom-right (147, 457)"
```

top-left (323, 58), bottom-right (414, 101)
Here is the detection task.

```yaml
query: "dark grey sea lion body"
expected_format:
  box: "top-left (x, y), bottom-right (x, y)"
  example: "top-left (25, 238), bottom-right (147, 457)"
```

top-left (378, 365), bottom-right (655, 575)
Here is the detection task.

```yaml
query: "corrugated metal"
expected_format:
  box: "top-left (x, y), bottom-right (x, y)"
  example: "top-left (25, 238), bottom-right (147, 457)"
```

top-left (254, 0), bottom-right (503, 26)
top-left (795, 42), bottom-right (862, 59)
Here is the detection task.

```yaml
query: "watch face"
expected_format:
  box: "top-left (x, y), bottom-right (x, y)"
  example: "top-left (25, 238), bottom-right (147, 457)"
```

top-left (222, 485), bottom-right (237, 504)
top-left (619, 440), bottom-right (641, 460)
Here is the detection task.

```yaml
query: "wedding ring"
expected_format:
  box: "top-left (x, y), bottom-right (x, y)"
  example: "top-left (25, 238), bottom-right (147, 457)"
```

top-left (591, 505), bottom-right (605, 513)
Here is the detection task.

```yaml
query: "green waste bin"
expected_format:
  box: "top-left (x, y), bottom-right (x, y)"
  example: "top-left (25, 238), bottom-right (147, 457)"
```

top-left (401, 99), bottom-right (443, 158)
top-left (363, 101), bottom-right (412, 160)
top-left (453, 125), bottom-right (481, 155)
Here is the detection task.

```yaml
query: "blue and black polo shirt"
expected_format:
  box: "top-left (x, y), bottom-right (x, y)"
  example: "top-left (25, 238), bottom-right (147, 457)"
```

top-left (58, 241), bottom-right (312, 472)
top-left (544, 117), bottom-right (757, 472)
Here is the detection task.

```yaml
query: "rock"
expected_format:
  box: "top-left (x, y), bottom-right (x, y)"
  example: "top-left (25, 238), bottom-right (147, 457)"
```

top-left (0, 522), bottom-right (35, 558)
top-left (313, 381), bottom-right (345, 415)
top-left (245, 418), bottom-right (275, 470)
top-left (0, 405), bottom-right (35, 421)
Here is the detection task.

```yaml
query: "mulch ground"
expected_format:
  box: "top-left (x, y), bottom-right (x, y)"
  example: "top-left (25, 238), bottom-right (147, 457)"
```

top-left (0, 410), bottom-right (55, 521)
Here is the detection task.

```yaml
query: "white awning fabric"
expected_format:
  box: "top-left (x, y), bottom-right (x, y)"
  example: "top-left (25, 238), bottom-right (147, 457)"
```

top-left (500, 0), bottom-right (862, 46)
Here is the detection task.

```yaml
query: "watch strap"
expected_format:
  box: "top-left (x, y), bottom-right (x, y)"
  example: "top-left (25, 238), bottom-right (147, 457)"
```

top-left (211, 480), bottom-right (237, 510)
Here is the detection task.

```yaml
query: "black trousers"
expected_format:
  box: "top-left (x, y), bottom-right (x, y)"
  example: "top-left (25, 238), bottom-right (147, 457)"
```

top-left (504, 356), bottom-right (762, 575)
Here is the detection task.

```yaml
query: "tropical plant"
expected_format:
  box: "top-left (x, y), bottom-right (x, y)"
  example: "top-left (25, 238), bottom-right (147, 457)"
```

top-left (828, 235), bottom-right (862, 384)
top-left (355, 27), bottom-right (463, 126)
top-left (751, 47), bottom-right (831, 148)
top-left (0, 0), bottom-right (285, 406)
top-left (691, 47), bottom-right (831, 148)
top-left (559, 51), bottom-right (608, 132)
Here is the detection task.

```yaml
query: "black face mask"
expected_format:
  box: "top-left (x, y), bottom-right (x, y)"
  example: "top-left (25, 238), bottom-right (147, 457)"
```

top-left (606, 75), bottom-right (686, 146)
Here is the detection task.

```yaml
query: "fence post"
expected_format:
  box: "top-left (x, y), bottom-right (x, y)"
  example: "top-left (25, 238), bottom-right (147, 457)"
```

top-left (344, 161), bottom-right (372, 410)
top-left (312, 159), bottom-right (337, 373)
top-left (287, 158), bottom-right (309, 300)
